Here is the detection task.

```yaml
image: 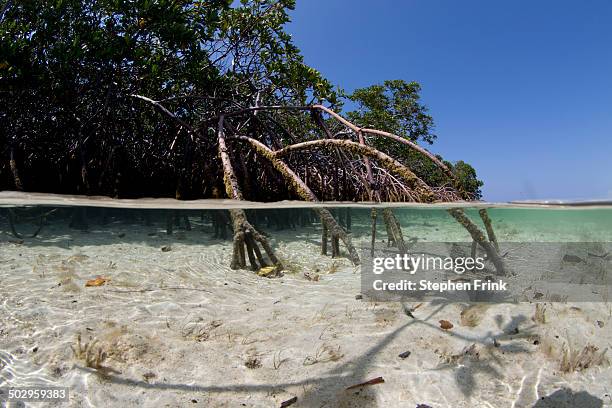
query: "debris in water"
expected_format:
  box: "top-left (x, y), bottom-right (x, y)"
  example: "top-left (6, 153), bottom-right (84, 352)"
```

top-left (161, 245), bottom-right (172, 252)
top-left (346, 376), bottom-right (385, 390)
top-left (596, 320), bottom-right (604, 328)
top-left (562, 254), bottom-right (585, 263)
top-left (245, 357), bottom-right (262, 369)
top-left (398, 351), bottom-right (411, 359)
top-left (303, 271), bottom-right (320, 281)
top-left (85, 277), bottom-right (109, 287)
top-left (68, 254), bottom-right (89, 262)
top-left (355, 294), bottom-right (363, 300)
top-left (402, 302), bottom-right (422, 318)
top-left (280, 396), bottom-right (298, 407)
top-left (439, 320), bottom-right (453, 330)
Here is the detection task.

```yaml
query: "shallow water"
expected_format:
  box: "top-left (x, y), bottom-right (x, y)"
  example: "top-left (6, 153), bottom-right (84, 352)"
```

top-left (1, 200), bottom-right (611, 407)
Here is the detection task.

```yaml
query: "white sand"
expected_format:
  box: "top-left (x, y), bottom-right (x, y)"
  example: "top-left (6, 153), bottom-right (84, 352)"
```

top-left (1, 216), bottom-right (611, 407)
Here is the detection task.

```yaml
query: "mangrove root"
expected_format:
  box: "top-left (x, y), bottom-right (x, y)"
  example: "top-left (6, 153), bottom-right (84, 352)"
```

top-left (370, 208), bottom-right (377, 257)
top-left (316, 208), bottom-right (359, 265)
top-left (218, 117), bottom-right (283, 272)
top-left (448, 208), bottom-right (504, 275)
top-left (478, 209), bottom-right (499, 252)
top-left (233, 135), bottom-right (360, 265)
top-left (382, 208), bottom-right (408, 253)
top-left (321, 220), bottom-right (328, 255)
top-left (275, 138), bottom-right (434, 202)
top-left (229, 209), bottom-right (281, 271)
top-left (7, 208), bottom-right (47, 239)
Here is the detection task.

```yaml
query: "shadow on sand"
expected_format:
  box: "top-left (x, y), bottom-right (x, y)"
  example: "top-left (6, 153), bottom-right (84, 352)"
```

top-left (76, 302), bottom-right (556, 407)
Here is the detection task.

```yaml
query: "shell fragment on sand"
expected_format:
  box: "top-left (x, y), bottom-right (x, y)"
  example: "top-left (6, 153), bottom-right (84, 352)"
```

top-left (257, 266), bottom-right (278, 277)
top-left (85, 277), bottom-right (109, 287)
top-left (439, 320), bottom-right (454, 330)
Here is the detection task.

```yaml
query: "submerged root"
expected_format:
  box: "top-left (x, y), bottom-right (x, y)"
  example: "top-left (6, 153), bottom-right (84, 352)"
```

top-left (448, 208), bottom-right (504, 275)
top-left (315, 208), bottom-right (359, 265)
top-left (479, 208), bottom-right (499, 252)
top-left (229, 209), bottom-right (282, 272)
top-left (370, 208), bottom-right (377, 257)
top-left (382, 208), bottom-right (407, 253)
top-left (321, 221), bottom-right (328, 255)
top-left (7, 208), bottom-right (52, 239)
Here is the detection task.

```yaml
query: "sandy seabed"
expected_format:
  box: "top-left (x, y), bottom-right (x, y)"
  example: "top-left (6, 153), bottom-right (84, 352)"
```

top-left (1, 217), bottom-right (611, 408)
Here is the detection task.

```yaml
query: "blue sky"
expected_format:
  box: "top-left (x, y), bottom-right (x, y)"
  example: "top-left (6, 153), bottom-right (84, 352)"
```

top-left (287, 1), bottom-right (612, 201)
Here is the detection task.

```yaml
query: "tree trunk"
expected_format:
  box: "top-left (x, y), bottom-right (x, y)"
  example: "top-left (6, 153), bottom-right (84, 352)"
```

top-left (217, 117), bottom-right (282, 271)
top-left (80, 148), bottom-right (90, 194)
top-left (9, 147), bottom-right (23, 191)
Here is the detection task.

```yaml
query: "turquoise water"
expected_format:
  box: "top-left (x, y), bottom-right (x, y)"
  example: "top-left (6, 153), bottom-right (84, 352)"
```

top-left (394, 207), bottom-right (612, 242)
top-left (3, 205), bottom-right (612, 243)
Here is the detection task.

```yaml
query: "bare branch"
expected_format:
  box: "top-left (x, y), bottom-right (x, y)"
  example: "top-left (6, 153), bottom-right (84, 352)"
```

top-left (130, 94), bottom-right (198, 137)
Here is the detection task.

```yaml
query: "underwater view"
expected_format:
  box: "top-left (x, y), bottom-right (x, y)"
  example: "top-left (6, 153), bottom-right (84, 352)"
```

top-left (2, 1), bottom-right (612, 407)
top-left (1, 200), bottom-right (610, 407)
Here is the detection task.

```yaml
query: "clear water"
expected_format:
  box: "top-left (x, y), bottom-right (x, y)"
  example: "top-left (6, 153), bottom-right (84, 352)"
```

top-left (4, 204), bottom-right (612, 242)
top-left (1, 200), bottom-right (611, 407)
